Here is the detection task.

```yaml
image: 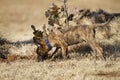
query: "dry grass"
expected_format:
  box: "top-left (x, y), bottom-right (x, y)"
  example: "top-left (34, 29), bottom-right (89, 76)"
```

top-left (0, 0), bottom-right (120, 80)
top-left (0, 59), bottom-right (120, 80)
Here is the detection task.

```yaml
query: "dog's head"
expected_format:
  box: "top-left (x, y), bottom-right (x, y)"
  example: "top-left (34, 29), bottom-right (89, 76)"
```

top-left (31, 25), bottom-right (43, 38)
top-left (31, 25), bottom-right (44, 45)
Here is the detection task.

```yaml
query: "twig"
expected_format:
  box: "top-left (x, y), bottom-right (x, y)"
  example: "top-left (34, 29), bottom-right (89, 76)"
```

top-left (63, 0), bottom-right (69, 28)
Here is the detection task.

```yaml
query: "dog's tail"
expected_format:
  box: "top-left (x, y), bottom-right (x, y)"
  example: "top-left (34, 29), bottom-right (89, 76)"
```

top-left (92, 17), bottom-right (112, 28)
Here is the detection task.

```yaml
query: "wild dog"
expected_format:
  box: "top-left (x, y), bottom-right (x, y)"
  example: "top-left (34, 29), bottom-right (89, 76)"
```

top-left (31, 20), bottom-right (110, 61)
top-left (31, 25), bottom-right (68, 61)
top-left (68, 9), bottom-right (120, 38)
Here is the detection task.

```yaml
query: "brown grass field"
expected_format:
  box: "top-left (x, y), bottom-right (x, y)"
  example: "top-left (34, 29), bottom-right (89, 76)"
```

top-left (0, 0), bottom-right (120, 80)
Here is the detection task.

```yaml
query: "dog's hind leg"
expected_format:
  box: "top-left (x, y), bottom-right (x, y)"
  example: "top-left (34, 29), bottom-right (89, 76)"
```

top-left (86, 32), bottom-right (104, 59)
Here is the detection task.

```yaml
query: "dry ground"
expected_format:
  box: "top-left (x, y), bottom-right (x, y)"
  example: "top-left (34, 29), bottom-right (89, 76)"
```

top-left (0, 0), bottom-right (120, 80)
top-left (0, 59), bottom-right (120, 80)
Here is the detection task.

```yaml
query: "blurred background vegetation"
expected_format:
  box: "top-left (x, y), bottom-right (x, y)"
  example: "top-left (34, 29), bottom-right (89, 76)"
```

top-left (0, 0), bottom-right (120, 41)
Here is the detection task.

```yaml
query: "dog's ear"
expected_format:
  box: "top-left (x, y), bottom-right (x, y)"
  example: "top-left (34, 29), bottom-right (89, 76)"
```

top-left (31, 25), bottom-right (36, 32)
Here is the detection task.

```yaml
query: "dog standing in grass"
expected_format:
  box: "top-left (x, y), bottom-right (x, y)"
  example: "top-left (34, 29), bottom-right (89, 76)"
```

top-left (31, 20), bottom-right (110, 61)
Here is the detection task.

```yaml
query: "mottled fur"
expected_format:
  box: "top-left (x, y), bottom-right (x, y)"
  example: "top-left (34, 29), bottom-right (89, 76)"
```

top-left (62, 24), bottom-right (104, 57)
top-left (31, 22), bottom-right (109, 61)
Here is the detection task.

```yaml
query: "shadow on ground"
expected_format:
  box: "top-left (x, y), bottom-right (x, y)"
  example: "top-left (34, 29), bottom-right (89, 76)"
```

top-left (68, 42), bottom-right (120, 58)
top-left (0, 37), bottom-right (120, 61)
